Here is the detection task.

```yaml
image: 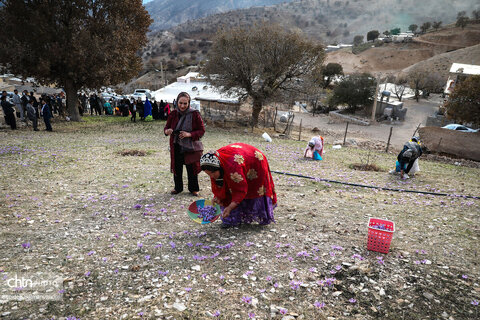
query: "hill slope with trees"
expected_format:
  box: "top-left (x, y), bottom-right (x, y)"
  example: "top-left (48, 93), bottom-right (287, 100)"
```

top-left (145, 0), bottom-right (294, 31)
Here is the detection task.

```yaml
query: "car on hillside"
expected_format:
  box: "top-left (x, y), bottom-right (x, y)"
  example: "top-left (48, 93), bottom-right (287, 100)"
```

top-left (441, 124), bottom-right (478, 133)
top-left (131, 89), bottom-right (152, 101)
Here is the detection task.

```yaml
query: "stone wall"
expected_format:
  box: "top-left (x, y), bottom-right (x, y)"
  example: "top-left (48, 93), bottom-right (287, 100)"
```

top-left (329, 110), bottom-right (370, 126)
top-left (419, 127), bottom-right (480, 161)
top-left (425, 115), bottom-right (454, 127)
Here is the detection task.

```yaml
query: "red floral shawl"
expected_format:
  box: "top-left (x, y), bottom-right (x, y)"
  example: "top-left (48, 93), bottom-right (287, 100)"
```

top-left (210, 143), bottom-right (277, 206)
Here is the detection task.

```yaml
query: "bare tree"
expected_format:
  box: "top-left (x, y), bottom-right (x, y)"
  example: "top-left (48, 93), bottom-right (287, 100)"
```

top-left (392, 75), bottom-right (408, 101)
top-left (407, 69), bottom-right (428, 102)
top-left (202, 23), bottom-right (324, 126)
top-left (0, 0), bottom-right (151, 121)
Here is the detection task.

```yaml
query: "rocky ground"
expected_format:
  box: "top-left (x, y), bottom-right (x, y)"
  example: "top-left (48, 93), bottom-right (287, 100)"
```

top-left (0, 116), bottom-right (479, 320)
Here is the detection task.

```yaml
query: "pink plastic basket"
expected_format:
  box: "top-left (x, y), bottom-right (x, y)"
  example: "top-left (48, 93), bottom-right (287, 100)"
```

top-left (367, 218), bottom-right (395, 254)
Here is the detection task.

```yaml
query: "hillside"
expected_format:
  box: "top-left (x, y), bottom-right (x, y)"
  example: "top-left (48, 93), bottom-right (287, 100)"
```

top-left (402, 43), bottom-right (480, 79)
top-left (145, 0), bottom-right (294, 31)
top-left (326, 24), bottom-right (480, 76)
top-left (168, 0), bottom-right (478, 44)
top-left (132, 1), bottom-right (479, 92)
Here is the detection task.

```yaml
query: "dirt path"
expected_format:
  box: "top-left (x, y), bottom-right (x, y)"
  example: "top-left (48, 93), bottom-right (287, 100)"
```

top-left (292, 95), bottom-right (442, 149)
top-left (412, 37), bottom-right (465, 48)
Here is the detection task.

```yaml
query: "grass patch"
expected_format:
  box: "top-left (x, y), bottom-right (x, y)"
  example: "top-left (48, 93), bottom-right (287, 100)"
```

top-left (0, 118), bottom-right (478, 319)
top-left (349, 163), bottom-right (384, 171)
top-left (118, 149), bottom-right (147, 156)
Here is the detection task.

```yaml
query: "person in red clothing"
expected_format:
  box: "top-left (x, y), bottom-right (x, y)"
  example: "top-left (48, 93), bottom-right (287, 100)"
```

top-left (164, 92), bottom-right (205, 195)
top-left (200, 143), bottom-right (277, 228)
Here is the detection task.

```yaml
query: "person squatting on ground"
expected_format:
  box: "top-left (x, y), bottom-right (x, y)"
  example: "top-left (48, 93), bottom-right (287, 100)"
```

top-left (393, 136), bottom-right (423, 179)
top-left (1, 95), bottom-right (17, 130)
top-left (304, 136), bottom-right (324, 160)
top-left (164, 92), bottom-right (205, 196)
top-left (200, 143), bottom-right (277, 228)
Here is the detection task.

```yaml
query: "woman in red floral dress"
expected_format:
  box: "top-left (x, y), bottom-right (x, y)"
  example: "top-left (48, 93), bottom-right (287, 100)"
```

top-left (200, 143), bottom-right (277, 228)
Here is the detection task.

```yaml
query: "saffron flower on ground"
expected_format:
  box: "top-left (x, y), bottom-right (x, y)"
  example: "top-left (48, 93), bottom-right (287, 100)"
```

top-left (241, 296), bottom-right (252, 304)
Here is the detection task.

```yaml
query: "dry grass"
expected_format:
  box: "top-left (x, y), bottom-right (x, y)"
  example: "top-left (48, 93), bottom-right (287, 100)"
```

top-left (119, 149), bottom-right (147, 157)
top-left (0, 116), bottom-right (479, 319)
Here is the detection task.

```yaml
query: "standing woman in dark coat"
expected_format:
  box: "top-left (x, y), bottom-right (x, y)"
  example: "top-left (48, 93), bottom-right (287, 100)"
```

top-left (152, 100), bottom-right (160, 120)
top-left (164, 92), bottom-right (205, 195)
top-left (159, 100), bottom-right (167, 120)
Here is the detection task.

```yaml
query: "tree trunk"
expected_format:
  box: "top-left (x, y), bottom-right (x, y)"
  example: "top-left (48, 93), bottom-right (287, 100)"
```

top-left (251, 98), bottom-right (263, 127)
top-left (65, 79), bottom-right (81, 121)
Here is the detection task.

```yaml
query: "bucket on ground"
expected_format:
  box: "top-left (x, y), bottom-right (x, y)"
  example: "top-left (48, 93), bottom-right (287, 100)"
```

top-left (367, 217), bottom-right (395, 254)
top-left (262, 132), bottom-right (272, 142)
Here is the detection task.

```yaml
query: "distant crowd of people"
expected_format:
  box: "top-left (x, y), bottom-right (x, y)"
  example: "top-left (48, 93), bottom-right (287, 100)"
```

top-left (1, 89), bottom-right (59, 131)
top-left (79, 93), bottom-right (174, 122)
top-left (1, 90), bottom-right (179, 131)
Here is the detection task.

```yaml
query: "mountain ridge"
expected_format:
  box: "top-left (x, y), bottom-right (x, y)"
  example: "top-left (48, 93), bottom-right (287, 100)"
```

top-left (166, 0), bottom-right (478, 43)
top-left (145, 0), bottom-right (294, 31)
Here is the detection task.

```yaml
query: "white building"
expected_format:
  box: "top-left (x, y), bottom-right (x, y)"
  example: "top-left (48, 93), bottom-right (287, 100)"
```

top-left (444, 63), bottom-right (480, 96)
top-left (152, 72), bottom-right (240, 110)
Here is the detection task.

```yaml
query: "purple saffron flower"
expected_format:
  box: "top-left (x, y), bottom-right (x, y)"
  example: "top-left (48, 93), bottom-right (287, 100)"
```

top-left (133, 204), bottom-right (142, 209)
top-left (266, 275), bottom-right (272, 281)
top-left (213, 310), bottom-right (220, 317)
top-left (21, 242), bottom-right (31, 249)
top-left (471, 300), bottom-right (479, 306)
top-left (241, 296), bottom-right (252, 304)
top-left (314, 301), bottom-right (325, 309)
top-left (462, 274), bottom-right (468, 279)
top-left (279, 308), bottom-right (287, 315)
top-left (248, 312), bottom-right (256, 319)
top-left (145, 255), bottom-right (151, 260)
top-left (85, 271), bottom-right (91, 277)
top-left (349, 298), bottom-right (356, 303)
top-left (185, 287), bottom-right (192, 292)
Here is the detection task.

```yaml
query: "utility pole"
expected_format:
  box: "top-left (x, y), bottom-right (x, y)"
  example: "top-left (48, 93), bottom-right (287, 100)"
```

top-left (371, 76), bottom-right (380, 122)
top-left (160, 61), bottom-right (166, 87)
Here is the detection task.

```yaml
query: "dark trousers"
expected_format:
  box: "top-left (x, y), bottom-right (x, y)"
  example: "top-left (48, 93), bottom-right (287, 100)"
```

top-left (4, 114), bottom-right (16, 129)
top-left (131, 112), bottom-right (136, 122)
top-left (31, 117), bottom-right (38, 130)
top-left (43, 116), bottom-right (52, 131)
top-left (173, 144), bottom-right (199, 193)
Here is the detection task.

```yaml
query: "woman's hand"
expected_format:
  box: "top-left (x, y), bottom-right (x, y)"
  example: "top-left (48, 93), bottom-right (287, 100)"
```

top-left (179, 131), bottom-right (192, 139)
top-left (165, 128), bottom-right (173, 136)
top-left (222, 206), bottom-right (232, 219)
top-left (222, 201), bottom-right (238, 219)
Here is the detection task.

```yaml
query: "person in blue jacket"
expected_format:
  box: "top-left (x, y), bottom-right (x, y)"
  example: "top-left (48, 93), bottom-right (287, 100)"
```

top-left (396, 137), bottom-right (423, 179)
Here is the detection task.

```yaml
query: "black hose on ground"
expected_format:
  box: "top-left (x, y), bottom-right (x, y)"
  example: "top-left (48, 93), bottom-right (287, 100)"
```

top-left (271, 170), bottom-right (480, 200)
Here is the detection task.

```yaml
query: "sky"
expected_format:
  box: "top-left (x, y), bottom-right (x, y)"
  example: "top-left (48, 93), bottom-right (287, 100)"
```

top-left (143, 0), bottom-right (153, 4)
